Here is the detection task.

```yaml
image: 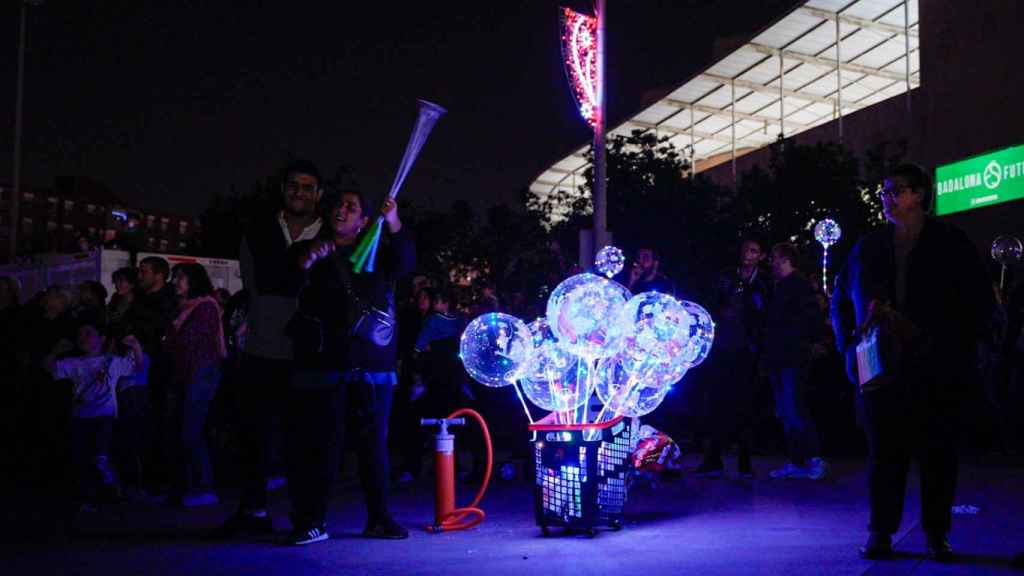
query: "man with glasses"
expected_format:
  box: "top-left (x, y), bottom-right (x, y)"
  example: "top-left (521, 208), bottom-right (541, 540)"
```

top-left (831, 164), bottom-right (993, 561)
top-left (213, 160), bottom-right (323, 537)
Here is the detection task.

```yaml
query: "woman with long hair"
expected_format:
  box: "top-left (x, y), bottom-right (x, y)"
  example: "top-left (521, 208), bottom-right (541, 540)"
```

top-left (164, 263), bottom-right (226, 507)
top-left (284, 190), bottom-right (415, 545)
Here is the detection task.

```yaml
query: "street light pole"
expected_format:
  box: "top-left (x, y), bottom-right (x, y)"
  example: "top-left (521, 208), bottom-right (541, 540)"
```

top-left (10, 1), bottom-right (40, 261)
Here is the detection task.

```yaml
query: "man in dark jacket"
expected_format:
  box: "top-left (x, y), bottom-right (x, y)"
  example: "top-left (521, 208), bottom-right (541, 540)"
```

top-left (693, 238), bottom-right (769, 479)
top-left (831, 163), bottom-right (993, 561)
top-left (764, 242), bottom-right (828, 481)
top-left (213, 160), bottom-right (322, 538)
top-left (125, 256), bottom-right (177, 492)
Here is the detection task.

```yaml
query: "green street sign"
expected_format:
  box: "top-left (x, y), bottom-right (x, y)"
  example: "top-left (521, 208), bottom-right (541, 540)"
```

top-left (935, 143), bottom-right (1024, 215)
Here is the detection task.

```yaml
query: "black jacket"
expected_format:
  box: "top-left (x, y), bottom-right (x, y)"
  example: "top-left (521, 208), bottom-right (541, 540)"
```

top-left (763, 271), bottom-right (823, 370)
top-left (710, 267), bottom-right (769, 353)
top-left (830, 218), bottom-right (993, 379)
top-left (292, 228), bottom-right (416, 373)
top-left (243, 214), bottom-right (306, 298)
top-left (124, 283), bottom-right (178, 355)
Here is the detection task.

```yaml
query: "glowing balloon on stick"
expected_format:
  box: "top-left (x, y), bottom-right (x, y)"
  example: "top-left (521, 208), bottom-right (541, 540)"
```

top-left (991, 235), bottom-right (1023, 292)
top-left (594, 356), bottom-right (674, 418)
top-left (594, 245), bottom-right (625, 278)
top-left (546, 273), bottom-right (630, 360)
top-left (814, 218), bottom-right (842, 295)
top-left (616, 292), bottom-right (693, 373)
top-left (459, 313), bottom-right (533, 388)
top-left (520, 318), bottom-right (588, 412)
top-left (678, 300), bottom-right (715, 369)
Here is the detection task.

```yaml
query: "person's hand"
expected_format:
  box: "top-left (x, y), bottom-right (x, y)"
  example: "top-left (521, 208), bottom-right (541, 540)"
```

top-left (628, 262), bottom-right (643, 286)
top-left (382, 198), bottom-right (402, 233)
top-left (302, 239), bottom-right (334, 269)
top-left (122, 335), bottom-right (140, 349)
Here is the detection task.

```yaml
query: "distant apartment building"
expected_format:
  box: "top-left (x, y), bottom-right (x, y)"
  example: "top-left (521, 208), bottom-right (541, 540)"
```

top-left (0, 176), bottom-right (201, 263)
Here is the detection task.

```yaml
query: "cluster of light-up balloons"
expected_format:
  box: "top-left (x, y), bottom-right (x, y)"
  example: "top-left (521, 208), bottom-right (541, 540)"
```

top-left (459, 247), bottom-right (715, 422)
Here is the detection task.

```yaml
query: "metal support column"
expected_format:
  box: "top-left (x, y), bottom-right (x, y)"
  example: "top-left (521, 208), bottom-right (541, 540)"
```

top-left (730, 79), bottom-right (737, 187)
top-left (835, 15), bottom-right (843, 143)
top-left (904, 0), bottom-right (911, 112)
top-left (690, 106), bottom-right (696, 176)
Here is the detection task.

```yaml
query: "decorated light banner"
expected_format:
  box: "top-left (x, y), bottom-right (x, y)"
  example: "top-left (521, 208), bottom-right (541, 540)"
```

top-left (814, 218), bottom-right (841, 295)
top-left (459, 247), bottom-right (715, 431)
top-left (991, 235), bottom-right (1023, 292)
top-left (594, 245), bottom-right (625, 278)
top-left (559, 7), bottom-right (599, 127)
top-left (351, 99), bottom-right (446, 273)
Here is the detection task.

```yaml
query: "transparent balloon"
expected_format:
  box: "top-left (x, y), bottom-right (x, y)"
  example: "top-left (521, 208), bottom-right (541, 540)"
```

top-left (459, 313), bottom-right (533, 387)
top-left (617, 292), bottom-right (693, 375)
top-left (991, 236), bottom-right (1023, 265)
top-left (520, 318), bottom-right (588, 412)
top-left (594, 245), bottom-right (625, 278)
top-left (678, 300), bottom-right (715, 368)
top-left (546, 273), bottom-right (631, 360)
top-left (594, 356), bottom-right (676, 418)
top-left (814, 218), bottom-right (842, 247)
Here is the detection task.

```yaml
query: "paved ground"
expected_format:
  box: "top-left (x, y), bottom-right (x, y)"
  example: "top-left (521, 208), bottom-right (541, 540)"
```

top-left (5, 454), bottom-right (1023, 575)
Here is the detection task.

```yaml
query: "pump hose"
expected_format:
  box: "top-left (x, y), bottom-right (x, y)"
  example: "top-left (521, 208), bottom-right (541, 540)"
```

top-left (428, 408), bottom-right (493, 532)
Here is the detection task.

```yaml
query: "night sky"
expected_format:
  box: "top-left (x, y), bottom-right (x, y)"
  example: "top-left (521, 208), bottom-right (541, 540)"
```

top-left (1, 1), bottom-right (796, 218)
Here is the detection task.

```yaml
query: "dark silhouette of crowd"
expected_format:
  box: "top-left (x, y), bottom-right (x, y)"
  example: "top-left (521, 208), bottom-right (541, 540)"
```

top-left (0, 162), bottom-right (1018, 562)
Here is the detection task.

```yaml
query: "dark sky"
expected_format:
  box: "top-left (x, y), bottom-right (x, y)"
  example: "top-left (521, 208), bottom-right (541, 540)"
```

top-left (1, 1), bottom-right (796, 218)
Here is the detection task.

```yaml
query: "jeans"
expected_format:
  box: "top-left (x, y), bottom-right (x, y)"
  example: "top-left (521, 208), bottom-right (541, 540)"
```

top-left (703, 348), bottom-right (758, 465)
top-left (287, 370), bottom-right (395, 528)
top-left (115, 386), bottom-right (150, 489)
top-left (71, 416), bottom-right (115, 500)
top-left (236, 354), bottom-right (291, 511)
top-left (860, 366), bottom-right (960, 536)
top-left (168, 366), bottom-right (221, 496)
top-left (770, 366), bottom-right (820, 466)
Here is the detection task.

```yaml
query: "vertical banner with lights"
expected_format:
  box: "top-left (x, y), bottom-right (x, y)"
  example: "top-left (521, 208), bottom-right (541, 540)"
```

top-left (560, 3), bottom-right (607, 257)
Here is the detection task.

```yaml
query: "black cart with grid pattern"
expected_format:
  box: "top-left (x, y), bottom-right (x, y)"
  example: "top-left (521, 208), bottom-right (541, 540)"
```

top-left (528, 414), bottom-right (634, 536)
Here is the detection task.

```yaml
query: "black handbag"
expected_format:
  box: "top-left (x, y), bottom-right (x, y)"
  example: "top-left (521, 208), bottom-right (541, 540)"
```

top-left (350, 306), bottom-right (396, 347)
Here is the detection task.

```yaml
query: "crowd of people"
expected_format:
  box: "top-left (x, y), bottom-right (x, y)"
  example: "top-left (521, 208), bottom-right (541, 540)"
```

top-left (2, 160), bottom-right (1022, 561)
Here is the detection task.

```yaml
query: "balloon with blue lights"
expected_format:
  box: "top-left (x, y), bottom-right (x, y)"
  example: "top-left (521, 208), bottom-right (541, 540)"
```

top-left (594, 245), bottom-right (625, 278)
top-left (459, 246), bottom-right (715, 423)
top-left (459, 313), bottom-right (533, 387)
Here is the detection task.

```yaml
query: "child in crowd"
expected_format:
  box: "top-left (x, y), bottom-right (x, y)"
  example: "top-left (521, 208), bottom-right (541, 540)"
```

top-left (46, 323), bottom-right (144, 506)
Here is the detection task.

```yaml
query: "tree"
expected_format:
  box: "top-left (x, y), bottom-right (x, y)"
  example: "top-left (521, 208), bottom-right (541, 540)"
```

top-left (527, 130), bottom-right (736, 294)
top-left (735, 139), bottom-right (905, 272)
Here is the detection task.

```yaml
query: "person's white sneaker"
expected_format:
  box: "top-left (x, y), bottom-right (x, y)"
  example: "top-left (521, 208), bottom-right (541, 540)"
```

top-left (768, 462), bottom-right (810, 479)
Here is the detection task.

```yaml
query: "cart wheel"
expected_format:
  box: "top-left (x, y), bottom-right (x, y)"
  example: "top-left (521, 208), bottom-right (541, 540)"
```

top-left (584, 528), bottom-right (597, 538)
top-left (608, 520), bottom-right (623, 531)
top-left (541, 526), bottom-right (551, 537)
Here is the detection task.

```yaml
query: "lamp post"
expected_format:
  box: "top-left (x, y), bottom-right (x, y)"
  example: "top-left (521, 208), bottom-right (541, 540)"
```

top-left (10, 0), bottom-right (42, 261)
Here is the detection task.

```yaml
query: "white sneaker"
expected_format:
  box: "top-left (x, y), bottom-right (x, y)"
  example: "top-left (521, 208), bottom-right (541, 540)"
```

top-left (289, 525), bottom-right (329, 545)
top-left (807, 457), bottom-right (829, 480)
top-left (265, 476), bottom-right (288, 492)
top-left (768, 462), bottom-right (810, 479)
